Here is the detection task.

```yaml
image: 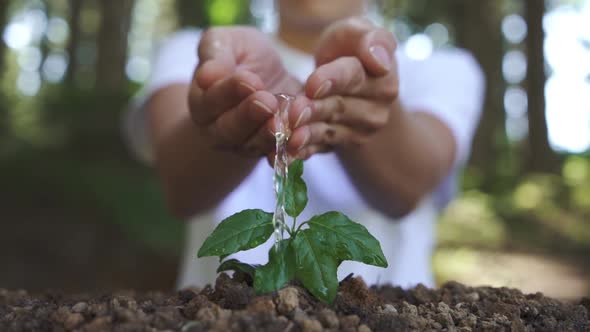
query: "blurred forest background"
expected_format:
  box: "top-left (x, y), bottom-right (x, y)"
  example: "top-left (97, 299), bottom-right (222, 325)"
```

top-left (0, 0), bottom-right (589, 299)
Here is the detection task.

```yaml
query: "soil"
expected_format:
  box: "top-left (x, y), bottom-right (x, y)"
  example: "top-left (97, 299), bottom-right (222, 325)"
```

top-left (1, 273), bottom-right (588, 332)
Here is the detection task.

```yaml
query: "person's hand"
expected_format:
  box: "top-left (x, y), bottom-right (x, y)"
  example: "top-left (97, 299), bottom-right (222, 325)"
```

top-left (189, 27), bottom-right (307, 157)
top-left (287, 17), bottom-right (399, 159)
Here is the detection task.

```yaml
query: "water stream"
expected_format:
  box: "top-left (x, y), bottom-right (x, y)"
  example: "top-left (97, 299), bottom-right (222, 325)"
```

top-left (272, 94), bottom-right (293, 245)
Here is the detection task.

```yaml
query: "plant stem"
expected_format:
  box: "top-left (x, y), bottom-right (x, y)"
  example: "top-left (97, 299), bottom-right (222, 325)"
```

top-left (285, 225), bottom-right (294, 237)
top-left (291, 217), bottom-right (297, 233)
top-left (294, 221), bottom-right (308, 236)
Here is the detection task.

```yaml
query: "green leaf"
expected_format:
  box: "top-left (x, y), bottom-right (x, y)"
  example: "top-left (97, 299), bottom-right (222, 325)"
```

top-left (292, 230), bottom-right (339, 303)
top-left (217, 259), bottom-right (259, 277)
top-left (197, 209), bottom-right (274, 257)
top-left (254, 239), bottom-right (296, 294)
top-left (285, 160), bottom-right (308, 218)
top-left (307, 211), bottom-right (388, 268)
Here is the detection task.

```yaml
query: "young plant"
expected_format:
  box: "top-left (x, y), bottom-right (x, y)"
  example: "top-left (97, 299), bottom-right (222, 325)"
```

top-left (197, 160), bottom-right (388, 304)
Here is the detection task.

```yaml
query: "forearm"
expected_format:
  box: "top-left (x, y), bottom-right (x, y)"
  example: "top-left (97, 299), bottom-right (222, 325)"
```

top-left (147, 84), bottom-right (259, 218)
top-left (336, 100), bottom-right (456, 218)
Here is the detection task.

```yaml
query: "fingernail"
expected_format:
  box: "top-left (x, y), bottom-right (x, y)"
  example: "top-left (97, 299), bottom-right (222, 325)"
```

top-left (238, 81), bottom-right (257, 94)
top-left (295, 107), bottom-right (311, 128)
top-left (313, 80), bottom-right (332, 99)
top-left (370, 45), bottom-right (391, 71)
top-left (298, 130), bottom-right (310, 151)
top-left (253, 100), bottom-right (274, 114)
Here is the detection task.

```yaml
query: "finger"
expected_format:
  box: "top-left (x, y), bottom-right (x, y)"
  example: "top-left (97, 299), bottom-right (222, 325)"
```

top-left (286, 95), bottom-right (314, 130)
top-left (243, 117), bottom-right (276, 157)
top-left (266, 149), bottom-right (298, 166)
top-left (287, 122), bottom-right (360, 154)
top-left (315, 17), bottom-right (397, 76)
top-left (211, 91), bottom-right (278, 145)
top-left (293, 144), bottom-right (334, 160)
top-left (198, 26), bottom-right (295, 93)
top-left (291, 95), bottom-right (390, 133)
top-left (189, 70), bottom-right (264, 125)
top-left (196, 28), bottom-right (238, 89)
top-left (360, 28), bottom-right (398, 76)
top-left (314, 17), bottom-right (374, 64)
top-left (305, 57), bottom-right (396, 100)
top-left (259, 94), bottom-right (314, 135)
top-left (308, 96), bottom-right (390, 133)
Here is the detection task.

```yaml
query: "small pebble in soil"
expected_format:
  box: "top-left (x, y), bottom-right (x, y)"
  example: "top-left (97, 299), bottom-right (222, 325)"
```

top-left (301, 318), bottom-right (323, 332)
top-left (340, 314), bottom-right (361, 329)
top-left (381, 304), bottom-right (397, 314)
top-left (401, 301), bottom-right (418, 315)
top-left (465, 292), bottom-right (480, 302)
top-left (276, 286), bottom-right (300, 315)
top-left (246, 296), bottom-right (275, 313)
top-left (292, 307), bottom-right (308, 325)
top-left (64, 313), bottom-right (84, 330)
top-left (71, 302), bottom-right (87, 313)
top-left (318, 308), bottom-right (340, 328)
top-left (358, 323), bottom-right (372, 332)
top-left (460, 313), bottom-right (478, 329)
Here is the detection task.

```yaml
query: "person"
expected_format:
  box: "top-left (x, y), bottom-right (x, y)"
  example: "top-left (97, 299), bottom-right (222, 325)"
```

top-left (125, 0), bottom-right (484, 290)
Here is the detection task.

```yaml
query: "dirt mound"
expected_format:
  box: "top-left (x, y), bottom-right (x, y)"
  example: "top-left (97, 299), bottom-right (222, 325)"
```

top-left (1, 273), bottom-right (588, 331)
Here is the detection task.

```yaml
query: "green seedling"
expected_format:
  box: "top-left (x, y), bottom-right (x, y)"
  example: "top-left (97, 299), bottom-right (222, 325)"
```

top-left (197, 160), bottom-right (388, 304)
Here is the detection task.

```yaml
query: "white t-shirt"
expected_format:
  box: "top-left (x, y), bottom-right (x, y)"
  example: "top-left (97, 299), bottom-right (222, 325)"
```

top-left (126, 29), bottom-right (484, 289)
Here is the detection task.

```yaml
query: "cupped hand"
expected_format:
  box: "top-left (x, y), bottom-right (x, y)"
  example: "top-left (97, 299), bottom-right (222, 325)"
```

top-left (287, 17), bottom-right (400, 160)
top-left (189, 27), bottom-right (307, 158)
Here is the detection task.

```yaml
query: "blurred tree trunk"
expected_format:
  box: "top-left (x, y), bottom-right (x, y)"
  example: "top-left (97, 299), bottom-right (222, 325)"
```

top-left (95, 0), bottom-right (134, 91)
top-left (39, 1), bottom-right (51, 78)
top-left (65, 0), bottom-right (83, 84)
top-left (0, 0), bottom-right (9, 76)
top-left (176, 0), bottom-right (208, 28)
top-left (450, 0), bottom-right (506, 190)
top-left (0, 0), bottom-right (10, 137)
top-left (524, 0), bottom-right (560, 173)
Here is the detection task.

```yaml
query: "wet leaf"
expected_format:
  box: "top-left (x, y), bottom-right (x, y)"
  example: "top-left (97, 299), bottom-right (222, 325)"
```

top-left (285, 160), bottom-right (307, 218)
top-left (307, 211), bottom-right (388, 267)
top-left (217, 259), bottom-right (259, 278)
top-left (254, 239), bottom-right (296, 294)
top-left (292, 229), bottom-right (339, 303)
top-left (198, 209), bottom-right (274, 257)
